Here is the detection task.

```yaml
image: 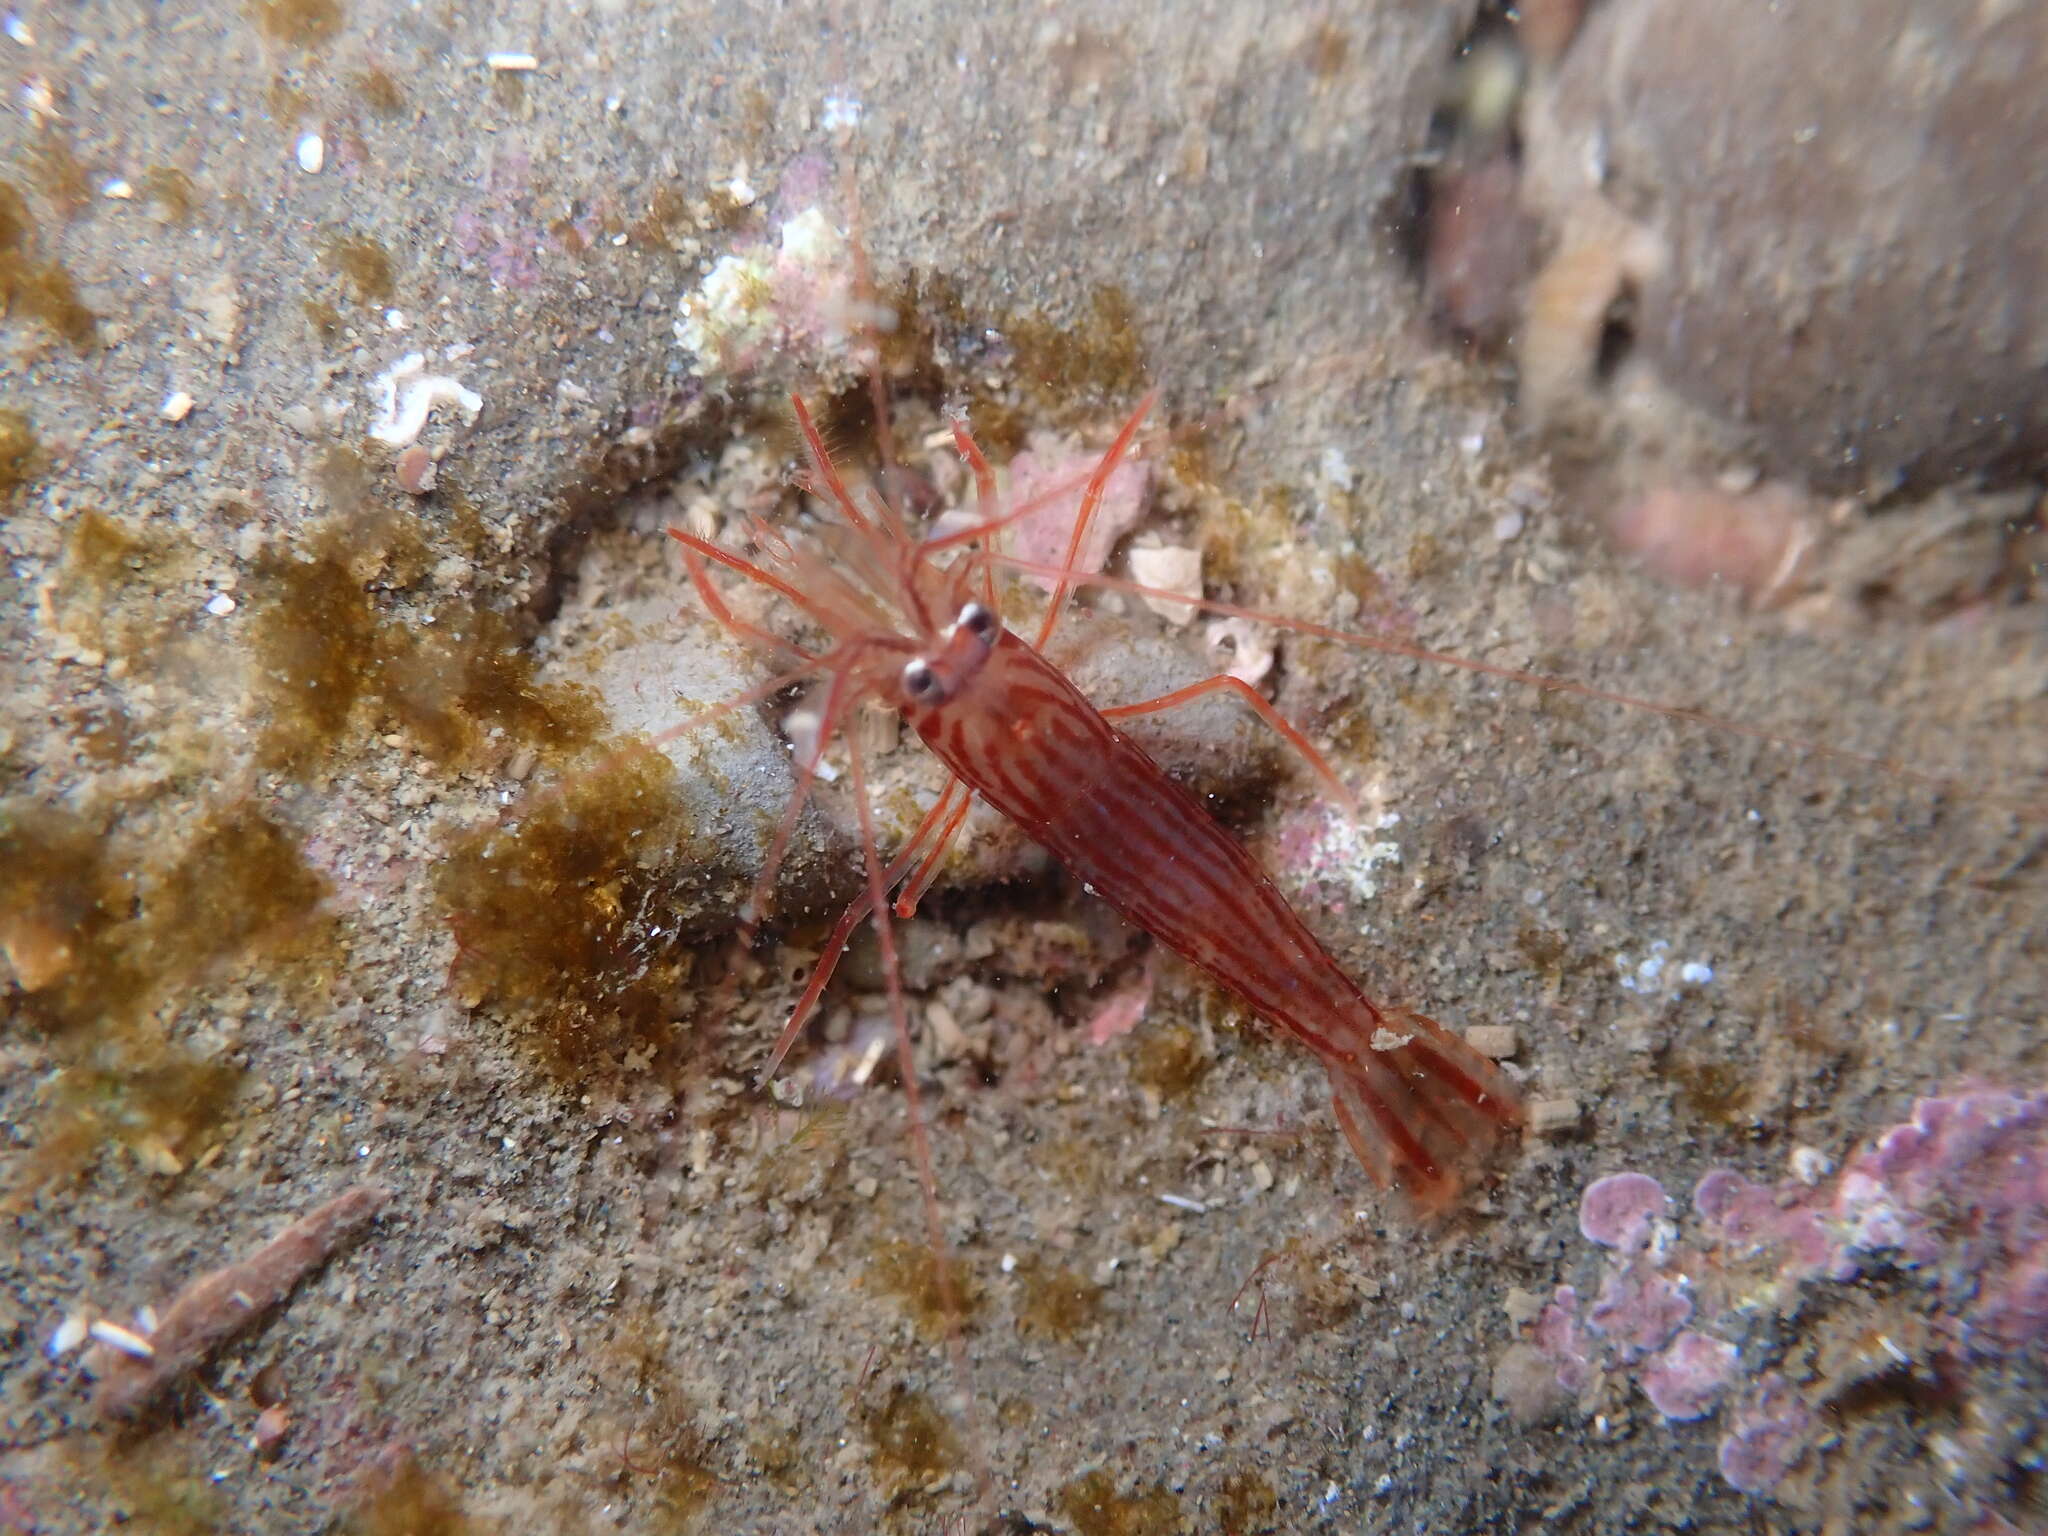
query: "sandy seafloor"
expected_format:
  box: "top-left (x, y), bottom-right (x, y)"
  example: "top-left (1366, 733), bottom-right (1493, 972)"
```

top-left (1, 2), bottom-right (2043, 1533)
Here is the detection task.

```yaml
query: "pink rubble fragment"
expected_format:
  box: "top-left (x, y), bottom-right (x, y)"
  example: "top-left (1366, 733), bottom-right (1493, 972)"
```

top-left (1086, 969), bottom-right (1153, 1047)
top-left (1004, 436), bottom-right (1151, 591)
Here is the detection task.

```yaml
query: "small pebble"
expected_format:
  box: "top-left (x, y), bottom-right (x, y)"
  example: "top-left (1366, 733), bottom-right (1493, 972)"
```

top-left (1492, 509), bottom-right (1525, 542)
top-left (160, 390), bottom-right (194, 423)
top-left (395, 445), bottom-right (437, 495)
top-left (1528, 1095), bottom-right (1582, 1134)
top-left (486, 51), bottom-right (538, 71)
top-left (102, 178), bottom-right (134, 200)
top-left (295, 132), bottom-right (324, 174)
top-left (1465, 1024), bottom-right (1519, 1060)
top-left (204, 593), bottom-right (237, 617)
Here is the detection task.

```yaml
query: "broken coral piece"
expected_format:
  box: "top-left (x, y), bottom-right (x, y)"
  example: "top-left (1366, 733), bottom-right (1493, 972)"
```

top-left (1126, 539), bottom-right (1203, 626)
top-left (367, 353), bottom-right (484, 447)
top-left (1203, 616), bottom-right (1274, 689)
top-left (674, 205), bottom-right (879, 385)
top-left (89, 1184), bottom-right (389, 1416)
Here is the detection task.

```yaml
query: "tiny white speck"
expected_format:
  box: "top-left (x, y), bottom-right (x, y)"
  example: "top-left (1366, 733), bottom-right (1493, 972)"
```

top-left (1000, 1252), bottom-right (1017, 1274)
top-left (5, 14), bottom-right (35, 45)
top-left (1158, 1192), bottom-right (1208, 1214)
top-left (1493, 508), bottom-right (1526, 542)
top-left (295, 132), bottom-right (324, 174)
top-left (384, 308), bottom-right (407, 330)
top-left (1374, 1474), bottom-right (1395, 1495)
top-left (604, 93), bottom-right (623, 113)
top-left (102, 178), bottom-right (134, 200)
top-left (821, 95), bottom-right (862, 133)
top-left (1322, 1482), bottom-right (1341, 1506)
top-left (486, 51), bottom-right (538, 71)
top-left (160, 390), bottom-right (195, 423)
top-left (1460, 432), bottom-right (1486, 456)
top-left (1319, 446), bottom-right (1354, 491)
top-left (1679, 961), bottom-right (1715, 985)
top-left (205, 592), bottom-right (237, 617)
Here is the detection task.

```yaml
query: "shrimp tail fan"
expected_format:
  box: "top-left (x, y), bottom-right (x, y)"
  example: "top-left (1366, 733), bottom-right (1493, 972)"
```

top-left (1323, 1008), bottom-right (1522, 1212)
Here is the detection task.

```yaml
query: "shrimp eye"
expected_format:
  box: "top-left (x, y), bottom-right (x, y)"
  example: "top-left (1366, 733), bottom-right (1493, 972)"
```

top-left (955, 602), bottom-right (997, 642)
top-left (901, 658), bottom-right (940, 701)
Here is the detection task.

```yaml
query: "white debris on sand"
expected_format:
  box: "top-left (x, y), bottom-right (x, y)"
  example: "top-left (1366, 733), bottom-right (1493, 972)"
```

top-left (1126, 539), bottom-right (1203, 626)
top-left (366, 353), bottom-right (484, 447)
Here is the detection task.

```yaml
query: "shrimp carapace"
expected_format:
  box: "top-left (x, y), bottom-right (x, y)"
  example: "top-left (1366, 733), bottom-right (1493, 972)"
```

top-left (669, 389), bottom-right (1520, 1204)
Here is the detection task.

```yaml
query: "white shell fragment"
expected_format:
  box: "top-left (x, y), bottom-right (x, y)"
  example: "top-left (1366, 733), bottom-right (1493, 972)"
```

top-left (88, 1318), bottom-right (156, 1359)
top-left (1204, 616), bottom-right (1275, 688)
top-left (48, 1312), bottom-right (89, 1358)
top-left (1126, 541), bottom-right (1204, 626)
top-left (366, 353), bottom-right (485, 447)
top-left (486, 51), bottom-right (538, 71)
top-left (160, 390), bottom-right (194, 422)
top-left (102, 178), bottom-right (134, 200)
top-left (295, 132), bottom-right (324, 174)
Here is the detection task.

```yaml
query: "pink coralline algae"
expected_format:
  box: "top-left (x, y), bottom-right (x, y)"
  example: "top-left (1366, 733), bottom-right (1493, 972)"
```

top-left (1715, 1373), bottom-right (1813, 1495)
top-left (1587, 1262), bottom-right (1691, 1358)
top-left (1640, 1330), bottom-right (1739, 1421)
top-left (1580, 1171), bottom-right (1670, 1254)
top-left (1502, 1086), bottom-right (2048, 1509)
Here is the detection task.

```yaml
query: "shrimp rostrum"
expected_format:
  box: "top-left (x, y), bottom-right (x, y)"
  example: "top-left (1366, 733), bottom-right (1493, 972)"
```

top-left (667, 390), bottom-right (1521, 1207)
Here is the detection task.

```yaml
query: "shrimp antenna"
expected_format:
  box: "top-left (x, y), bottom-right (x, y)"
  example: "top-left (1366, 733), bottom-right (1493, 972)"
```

top-left (989, 557), bottom-right (2043, 818)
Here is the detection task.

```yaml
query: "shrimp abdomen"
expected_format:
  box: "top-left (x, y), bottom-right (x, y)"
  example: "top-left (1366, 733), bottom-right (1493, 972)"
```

top-left (912, 636), bottom-right (1520, 1203)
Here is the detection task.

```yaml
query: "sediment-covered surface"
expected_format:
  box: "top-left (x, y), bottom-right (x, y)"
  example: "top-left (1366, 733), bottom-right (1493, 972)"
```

top-left (2, 3), bottom-right (2041, 1532)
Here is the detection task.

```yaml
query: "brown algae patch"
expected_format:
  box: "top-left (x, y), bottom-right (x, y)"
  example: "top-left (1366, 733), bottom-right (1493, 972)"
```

top-left (246, 529), bottom-right (601, 775)
top-left (863, 1385), bottom-right (961, 1505)
top-left (139, 167), bottom-right (200, 225)
top-left (431, 747), bottom-right (707, 1080)
top-left (1015, 1257), bottom-right (1106, 1341)
top-left (865, 1236), bottom-right (982, 1340)
top-left (319, 232), bottom-right (398, 306)
top-left (0, 408), bottom-right (41, 500)
top-left (1, 798), bottom-right (335, 1187)
top-left (42, 509), bottom-right (196, 660)
top-left (0, 179), bottom-right (96, 348)
top-left (252, 0), bottom-right (344, 50)
top-left (1129, 1021), bottom-right (1210, 1100)
top-left (1057, 1469), bottom-right (1184, 1536)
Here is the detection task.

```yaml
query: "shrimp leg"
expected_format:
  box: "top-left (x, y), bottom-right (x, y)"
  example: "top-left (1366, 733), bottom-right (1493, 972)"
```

top-left (1101, 674), bottom-right (1357, 811)
top-left (761, 799), bottom-right (949, 1079)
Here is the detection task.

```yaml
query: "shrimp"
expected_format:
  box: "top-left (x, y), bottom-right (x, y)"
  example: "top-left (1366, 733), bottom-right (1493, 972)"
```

top-left (666, 390), bottom-right (1520, 1205)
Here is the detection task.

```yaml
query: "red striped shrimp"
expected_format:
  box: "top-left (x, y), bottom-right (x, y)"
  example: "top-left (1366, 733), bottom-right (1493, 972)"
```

top-left (667, 390), bottom-right (1520, 1206)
